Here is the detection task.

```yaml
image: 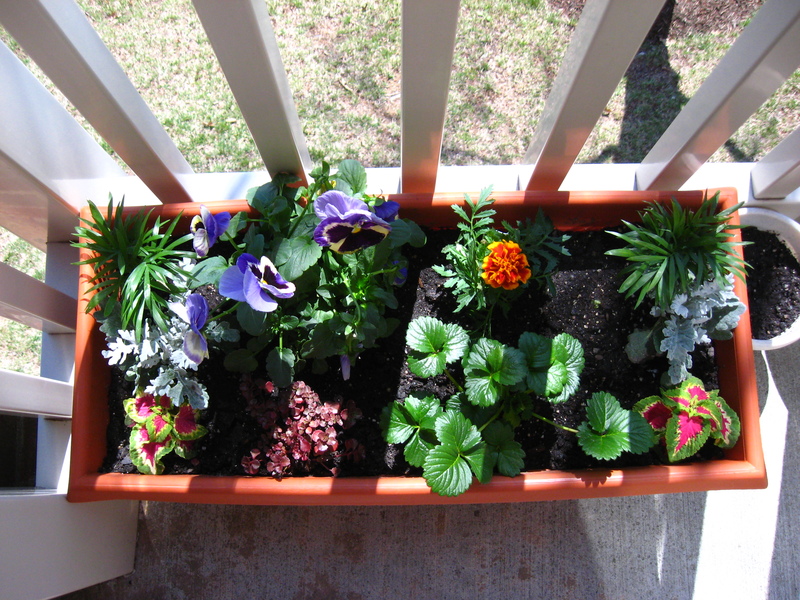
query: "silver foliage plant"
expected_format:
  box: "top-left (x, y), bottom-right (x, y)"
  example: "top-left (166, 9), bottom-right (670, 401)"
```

top-left (98, 259), bottom-right (240, 409)
top-left (626, 275), bottom-right (745, 385)
top-left (100, 307), bottom-right (239, 409)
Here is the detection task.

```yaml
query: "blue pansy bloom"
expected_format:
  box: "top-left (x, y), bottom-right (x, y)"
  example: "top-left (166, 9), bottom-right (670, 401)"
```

top-left (218, 253), bottom-right (295, 313)
top-left (340, 354), bottom-right (351, 381)
top-left (170, 293), bottom-right (209, 364)
top-left (374, 200), bottom-right (400, 222)
top-left (191, 205), bottom-right (231, 257)
top-left (313, 191), bottom-right (392, 254)
top-left (393, 266), bottom-right (408, 286)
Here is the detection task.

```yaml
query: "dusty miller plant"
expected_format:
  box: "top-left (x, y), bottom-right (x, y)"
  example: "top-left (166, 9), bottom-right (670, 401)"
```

top-left (606, 192), bottom-right (747, 384)
top-left (98, 297), bottom-right (239, 409)
top-left (625, 276), bottom-right (745, 384)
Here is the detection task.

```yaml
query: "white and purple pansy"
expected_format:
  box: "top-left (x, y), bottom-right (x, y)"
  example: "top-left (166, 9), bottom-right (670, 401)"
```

top-left (218, 253), bottom-right (295, 313)
top-left (170, 293), bottom-right (209, 364)
top-left (191, 205), bottom-right (231, 257)
top-left (313, 191), bottom-right (392, 254)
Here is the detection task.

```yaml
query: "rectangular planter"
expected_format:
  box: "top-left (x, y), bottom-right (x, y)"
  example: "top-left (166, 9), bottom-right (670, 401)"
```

top-left (68, 188), bottom-right (766, 505)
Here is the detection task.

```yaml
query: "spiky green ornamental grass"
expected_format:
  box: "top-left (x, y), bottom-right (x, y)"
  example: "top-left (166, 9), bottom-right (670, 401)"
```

top-left (73, 197), bottom-right (193, 341)
top-left (606, 192), bottom-right (747, 312)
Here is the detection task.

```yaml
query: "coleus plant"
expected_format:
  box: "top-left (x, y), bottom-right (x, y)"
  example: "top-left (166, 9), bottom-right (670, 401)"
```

top-left (382, 317), bottom-right (655, 496)
top-left (633, 376), bottom-right (741, 462)
top-left (123, 392), bottom-right (207, 475)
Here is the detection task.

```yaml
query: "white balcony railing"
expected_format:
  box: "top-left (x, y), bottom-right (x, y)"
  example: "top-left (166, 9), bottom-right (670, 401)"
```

top-left (0, 0), bottom-right (798, 597)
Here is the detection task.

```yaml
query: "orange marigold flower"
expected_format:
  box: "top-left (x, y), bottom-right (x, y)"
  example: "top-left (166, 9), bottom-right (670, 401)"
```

top-left (481, 240), bottom-right (532, 290)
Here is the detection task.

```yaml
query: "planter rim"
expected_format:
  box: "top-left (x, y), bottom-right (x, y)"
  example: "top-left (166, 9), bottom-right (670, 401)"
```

top-left (739, 207), bottom-right (800, 351)
top-left (69, 187), bottom-right (767, 505)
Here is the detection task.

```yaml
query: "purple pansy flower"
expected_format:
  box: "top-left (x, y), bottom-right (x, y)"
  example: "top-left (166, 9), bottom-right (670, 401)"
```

top-left (340, 354), bottom-right (351, 381)
top-left (191, 205), bottom-right (231, 257)
top-left (374, 200), bottom-right (400, 222)
top-left (313, 191), bottom-right (392, 254)
top-left (218, 253), bottom-right (295, 313)
top-left (393, 266), bottom-right (408, 286)
top-left (170, 293), bottom-right (209, 364)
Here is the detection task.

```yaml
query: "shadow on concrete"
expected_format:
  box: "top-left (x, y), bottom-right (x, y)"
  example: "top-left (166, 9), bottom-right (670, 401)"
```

top-left (761, 347), bottom-right (800, 598)
top-left (59, 494), bottom-right (710, 600)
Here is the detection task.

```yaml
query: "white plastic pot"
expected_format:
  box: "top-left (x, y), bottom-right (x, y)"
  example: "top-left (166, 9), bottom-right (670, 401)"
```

top-left (739, 207), bottom-right (800, 351)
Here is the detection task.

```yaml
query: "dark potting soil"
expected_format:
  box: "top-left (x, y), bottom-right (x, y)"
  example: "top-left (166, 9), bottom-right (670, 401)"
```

top-left (741, 226), bottom-right (800, 340)
top-left (102, 227), bottom-right (725, 478)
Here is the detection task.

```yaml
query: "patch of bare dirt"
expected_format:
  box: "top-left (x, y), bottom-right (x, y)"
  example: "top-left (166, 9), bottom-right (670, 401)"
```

top-left (549, 0), bottom-right (764, 38)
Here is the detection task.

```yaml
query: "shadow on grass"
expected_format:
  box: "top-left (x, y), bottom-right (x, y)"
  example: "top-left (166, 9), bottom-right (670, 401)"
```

top-left (588, 0), bottom-right (754, 165)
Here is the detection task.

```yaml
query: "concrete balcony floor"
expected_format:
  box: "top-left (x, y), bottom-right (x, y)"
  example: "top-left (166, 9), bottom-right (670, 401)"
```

top-left (61, 344), bottom-right (799, 600)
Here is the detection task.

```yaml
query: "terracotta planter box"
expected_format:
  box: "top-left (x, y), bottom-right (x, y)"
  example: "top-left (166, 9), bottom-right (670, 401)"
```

top-left (68, 188), bottom-right (766, 505)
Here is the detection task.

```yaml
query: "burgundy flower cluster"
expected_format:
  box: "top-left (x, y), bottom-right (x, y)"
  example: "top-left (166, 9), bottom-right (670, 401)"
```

top-left (240, 377), bottom-right (363, 478)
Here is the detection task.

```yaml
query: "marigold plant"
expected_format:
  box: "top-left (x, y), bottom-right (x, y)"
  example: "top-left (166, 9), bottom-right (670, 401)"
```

top-left (433, 186), bottom-right (569, 333)
top-left (481, 240), bottom-right (532, 290)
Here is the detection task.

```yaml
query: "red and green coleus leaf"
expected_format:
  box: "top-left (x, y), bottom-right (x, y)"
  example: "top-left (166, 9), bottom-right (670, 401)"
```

top-left (710, 395), bottom-right (741, 449)
top-left (129, 426), bottom-right (175, 475)
top-left (145, 412), bottom-right (174, 443)
top-left (174, 440), bottom-right (198, 460)
top-left (635, 376), bottom-right (740, 461)
top-left (123, 393), bottom-right (170, 425)
top-left (663, 376), bottom-right (710, 409)
top-left (173, 404), bottom-right (208, 441)
top-left (665, 411), bottom-right (711, 462)
top-left (633, 396), bottom-right (673, 432)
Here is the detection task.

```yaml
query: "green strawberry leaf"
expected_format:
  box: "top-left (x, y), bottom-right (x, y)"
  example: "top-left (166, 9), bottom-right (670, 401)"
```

top-left (381, 395), bottom-right (441, 444)
top-left (578, 392), bottom-right (656, 460)
top-left (423, 444), bottom-right (474, 497)
top-left (406, 317), bottom-right (469, 378)
top-left (462, 338), bottom-right (526, 406)
top-left (482, 421), bottom-right (525, 477)
top-left (423, 412), bottom-right (485, 496)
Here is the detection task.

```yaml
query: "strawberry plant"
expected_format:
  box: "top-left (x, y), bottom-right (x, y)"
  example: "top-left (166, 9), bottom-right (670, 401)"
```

top-left (382, 316), bottom-right (655, 496)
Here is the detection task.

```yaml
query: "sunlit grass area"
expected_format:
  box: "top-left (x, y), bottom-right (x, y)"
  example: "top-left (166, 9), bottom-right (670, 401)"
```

top-left (0, 228), bottom-right (45, 375)
top-left (2, 0), bottom-right (793, 172)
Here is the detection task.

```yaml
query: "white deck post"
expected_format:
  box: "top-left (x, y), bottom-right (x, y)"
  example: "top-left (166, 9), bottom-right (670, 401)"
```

top-left (522, 0), bottom-right (666, 191)
top-left (0, 0), bottom-right (195, 203)
top-left (400, 0), bottom-right (461, 193)
top-left (750, 126), bottom-right (800, 199)
top-left (635, 0), bottom-right (800, 191)
top-left (192, 0), bottom-right (312, 183)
